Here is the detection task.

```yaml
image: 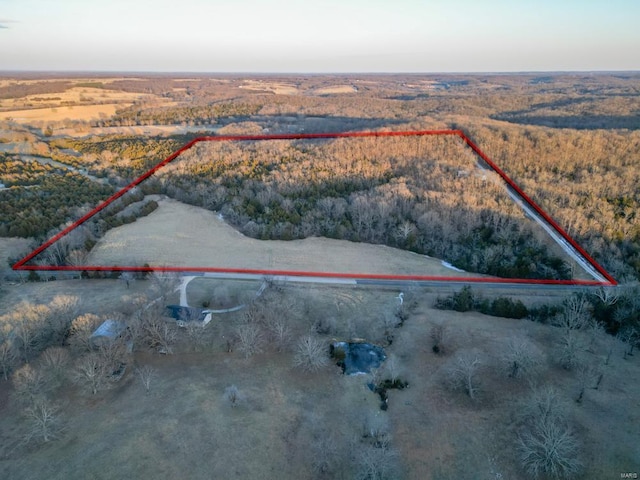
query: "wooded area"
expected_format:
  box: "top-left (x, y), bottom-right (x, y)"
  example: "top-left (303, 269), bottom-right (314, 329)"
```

top-left (1, 73), bottom-right (638, 282)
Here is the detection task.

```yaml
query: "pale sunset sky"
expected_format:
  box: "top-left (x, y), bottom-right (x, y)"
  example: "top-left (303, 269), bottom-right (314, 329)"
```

top-left (1, 0), bottom-right (639, 72)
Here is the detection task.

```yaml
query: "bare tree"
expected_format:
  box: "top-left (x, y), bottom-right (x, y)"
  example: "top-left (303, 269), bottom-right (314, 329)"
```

top-left (11, 301), bottom-right (52, 362)
top-left (446, 351), bottom-right (482, 400)
top-left (555, 294), bottom-right (592, 332)
top-left (311, 430), bottom-right (341, 476)
top-left (502, 337), bottom-right (543, 379)
top-left (518, 419), bottom-right (581, 479)
top-left (592, 286), bottom-right (619, 306)
top-left (47, 295), bottom-right (79, 346)
top-left (293, 335), bottom-right (329, 372)
top-left (23, 399), bottom-right (64, 444)
top-left (558, 330), bottom-right (585, 370)
top-left (382, 353), bottom-right (403, 384)
top-left (0, 338), bottom-right (18, 381)
top-left (394, 221), bottom-right (415, 246)
top-left (39, 347), bottom-right (70, 389)
top-left (517, 385), bottom-right (568, 426)
top-left (72, 354), bottom-right (111, 395)
top-left (618, 326), bottom-right (638, 359)
top-left (223, 385), bottom-right (246, 408)
top-left (515, 385), bottom-right (582, 478)
top-left (96, 338), bottom-right (127, 375)
top-left (235, 323), bottom-right (263, 359)
top-left (12, 364), bottom-right (49, 406)
top-left (265, 316), bottom-right (292, 351)
top-left (66, 249), bottom-right (88, 268)
top-left (136, 365), bottom-right (156, 395)
top-left (68, 313), bottom-right (102, 354)
top-left (354, 442), bottom-right (400, 480)
top-left (185, 321), bottom-right (208, 352)
top-left (378, 312), bottom-right (401, 344)
top-left (139, 306), bottom-right (177, 354)
top-left (149, 270), bottom-right (181, 302)
top-left (575, 364), bottom-right (600, 403)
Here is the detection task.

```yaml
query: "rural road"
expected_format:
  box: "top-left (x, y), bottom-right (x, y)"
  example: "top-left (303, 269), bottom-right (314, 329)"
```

top-left (178, 271), bottom-right (603, 293)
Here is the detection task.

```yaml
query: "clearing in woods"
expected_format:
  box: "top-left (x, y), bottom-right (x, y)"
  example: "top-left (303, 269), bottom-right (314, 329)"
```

top-left (86, 197), bottom-right (481, 278)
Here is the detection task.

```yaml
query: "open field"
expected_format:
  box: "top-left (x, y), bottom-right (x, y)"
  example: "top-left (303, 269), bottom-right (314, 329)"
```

top-left (0, 80), bottom-right (172, 124)
top-left (0, 87), bottom-right (152, 110)
top-left (0, 279), bottom-right (637, 479)
top-left (85, 197), bottom-right (484, 278)
top-left (239, 80), bottom-right (300, 95)
top-left (0, 104), bottom-right (128, 124)
top-left (314, 85), bottom-right (358, 95)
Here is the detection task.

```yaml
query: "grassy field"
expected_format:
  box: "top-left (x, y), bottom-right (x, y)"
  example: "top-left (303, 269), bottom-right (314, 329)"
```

top-left (0, 279), bottom-right (637, 479)
top-left (0, 82), bottom-right (170, 124)
top-left (85, 197), bottom-right (483, 278)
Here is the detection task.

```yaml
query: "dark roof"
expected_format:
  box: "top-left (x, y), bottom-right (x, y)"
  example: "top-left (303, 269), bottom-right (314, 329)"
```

top-left (165, 305), bottom-right (208, 323)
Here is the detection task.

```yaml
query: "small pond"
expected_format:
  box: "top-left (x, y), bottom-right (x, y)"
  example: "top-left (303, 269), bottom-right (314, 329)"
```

top-left (330, 341), bottom-right (386, 375)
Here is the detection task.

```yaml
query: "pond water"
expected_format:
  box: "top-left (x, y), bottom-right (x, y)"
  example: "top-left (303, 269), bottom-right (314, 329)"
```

top-left (331, 341), bottom-right (386, 375)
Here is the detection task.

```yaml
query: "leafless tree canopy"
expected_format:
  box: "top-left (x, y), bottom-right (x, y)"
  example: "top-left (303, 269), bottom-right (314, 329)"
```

top-left (149, 270), bottom-right (181, 301)
top-left (136, 365), bottom-right (156, 395)
top-left (47, 295), bottom-right (80, 346)
top-left (12, 364), bottom-right (50, 406)
top-left (555, 295), bottom-right (592, 332)
top-left (138, 304), bottom-right (177, 354)
top-left (445, 351), bottom-right (482, 400)
top-left (518, 420), bottom-right (582, 479)
top-left (68, 313), bottom-right (102, 354)
top-left (382, 353), bottom-right (403, 384)
top-left (502, 337), bottom-right (544, 379)
top-left (40, 346), bottom-right (71, 388)
top-left (0, 337), bottom-right (18, 381)
top-left (558, 331), bottom-right (585, 370)
top-left (235, 323), bottom-right (263, 359)
top-left (516, 385), bottom-right (582, 478)
top-left (293, 335), bottom-right (329, 372)
top-left (223, 385), bottom-right (246, 408)
top-left (72, 353), bottom-right (114, 395)
top-left (23, 399), bottom-right (64, 444)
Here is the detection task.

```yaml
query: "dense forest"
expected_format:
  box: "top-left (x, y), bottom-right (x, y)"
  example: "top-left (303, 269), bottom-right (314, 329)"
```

top-left (0, 154), bottom-right (114, 238)
top-left (1, 73), bottom-right (638, 281)
top-left (146, 134), bottom-right (571, 279)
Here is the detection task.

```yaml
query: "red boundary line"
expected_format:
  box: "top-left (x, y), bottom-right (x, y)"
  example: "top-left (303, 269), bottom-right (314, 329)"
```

top-left (12, 129), bottom-right (616, 286)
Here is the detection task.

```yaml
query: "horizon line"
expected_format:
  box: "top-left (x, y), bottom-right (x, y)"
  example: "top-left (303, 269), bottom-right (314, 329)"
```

top-left (1, 69), bottom-right (639, 77)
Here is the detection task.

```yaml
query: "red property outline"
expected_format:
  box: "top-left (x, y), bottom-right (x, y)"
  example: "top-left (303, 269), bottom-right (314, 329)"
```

top-left (12, 130), bottom-right (616, 286)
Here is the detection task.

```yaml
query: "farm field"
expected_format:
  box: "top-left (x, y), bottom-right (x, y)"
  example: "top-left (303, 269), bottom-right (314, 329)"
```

top-left (0, 104), bottom-right (128, 123)
top-left (0, 81), bottom-right (173, 125)
top-left (86, 197), bottom-right (482, 278)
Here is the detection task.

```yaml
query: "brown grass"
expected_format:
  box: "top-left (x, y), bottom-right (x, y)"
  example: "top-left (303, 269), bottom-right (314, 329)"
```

top-left (0, 104), bottom-right (128, 123)
top-left (0, 279), bottom-right (637, 479)
top-left (86, 197), bottom-right (484, 278)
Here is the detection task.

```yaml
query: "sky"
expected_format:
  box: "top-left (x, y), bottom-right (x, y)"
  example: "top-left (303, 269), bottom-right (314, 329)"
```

top-left (1, 0), bottom-right (639, 73)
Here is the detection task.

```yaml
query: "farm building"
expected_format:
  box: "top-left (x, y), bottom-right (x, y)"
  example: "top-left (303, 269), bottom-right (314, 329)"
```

top-left (90, 319), bottom-right (127, 348)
